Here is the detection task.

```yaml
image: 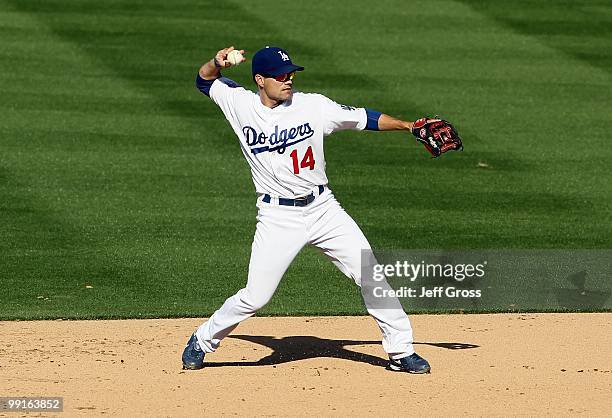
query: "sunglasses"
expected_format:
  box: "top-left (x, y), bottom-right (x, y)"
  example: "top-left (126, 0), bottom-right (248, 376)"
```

top-left (264, 72), bottom-right (296, 82)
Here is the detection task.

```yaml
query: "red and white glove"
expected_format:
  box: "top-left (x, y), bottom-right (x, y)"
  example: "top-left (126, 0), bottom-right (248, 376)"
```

top-left (412, 117), bottom-right (462, 157)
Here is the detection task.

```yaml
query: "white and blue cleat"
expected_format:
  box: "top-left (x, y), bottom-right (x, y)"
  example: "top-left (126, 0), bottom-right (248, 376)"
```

top-left (182, 333), bottom-right (205, 370)
top-left (388, 353), bottom-right (431, 374)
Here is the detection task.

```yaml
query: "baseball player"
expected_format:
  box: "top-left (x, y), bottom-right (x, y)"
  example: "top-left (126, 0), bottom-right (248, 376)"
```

top-left (183, 45), bottom-right (460, 373)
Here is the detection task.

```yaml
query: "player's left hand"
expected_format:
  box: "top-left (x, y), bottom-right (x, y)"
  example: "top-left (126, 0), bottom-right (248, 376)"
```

top-left (411, 117), bottom-right (462, 157)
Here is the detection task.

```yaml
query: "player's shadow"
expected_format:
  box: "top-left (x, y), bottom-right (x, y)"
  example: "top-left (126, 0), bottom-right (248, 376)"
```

top-left (202, 335), bottom-right (479, 368)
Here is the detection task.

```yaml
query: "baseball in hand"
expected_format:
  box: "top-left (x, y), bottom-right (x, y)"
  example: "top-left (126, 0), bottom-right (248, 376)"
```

top-left (227, 50), bottom-right (244, 66)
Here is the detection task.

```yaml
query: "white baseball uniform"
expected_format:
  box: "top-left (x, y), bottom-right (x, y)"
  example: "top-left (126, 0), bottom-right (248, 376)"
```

top-left (194, 75), bottom-right (415, 359)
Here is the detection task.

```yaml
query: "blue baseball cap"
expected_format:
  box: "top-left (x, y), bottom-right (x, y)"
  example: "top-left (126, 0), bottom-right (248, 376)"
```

top-left (251, 46), bottom-right (304, 78)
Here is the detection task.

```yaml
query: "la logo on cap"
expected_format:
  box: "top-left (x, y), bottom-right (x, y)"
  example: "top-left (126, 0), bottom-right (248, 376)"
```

top-left (278, 51), bottom-right (290, 61)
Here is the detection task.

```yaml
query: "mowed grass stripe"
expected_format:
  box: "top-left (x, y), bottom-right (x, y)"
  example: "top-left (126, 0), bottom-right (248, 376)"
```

top-left (457, 0), bottom-right (612, 75)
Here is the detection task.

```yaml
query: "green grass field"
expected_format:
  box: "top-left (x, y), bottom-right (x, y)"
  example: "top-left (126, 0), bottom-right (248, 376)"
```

top-left (1, 0), bottom-right (611, 319)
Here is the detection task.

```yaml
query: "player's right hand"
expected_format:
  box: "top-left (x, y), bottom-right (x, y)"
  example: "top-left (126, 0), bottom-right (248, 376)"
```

top-left (214, 46), bottom-right (246, 68)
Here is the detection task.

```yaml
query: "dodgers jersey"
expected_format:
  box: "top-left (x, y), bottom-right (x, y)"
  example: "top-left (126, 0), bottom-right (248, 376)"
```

top-left (198, 75), bottom-right (376, 198)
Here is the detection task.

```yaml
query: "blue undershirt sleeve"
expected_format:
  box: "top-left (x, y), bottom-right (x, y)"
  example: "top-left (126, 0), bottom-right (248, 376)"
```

top-left (195, 74), bottom-right (215, 96)
top-left (365, 108), bottom-right (382, 131)
top-left (195, 74), bottom-right (241, 97)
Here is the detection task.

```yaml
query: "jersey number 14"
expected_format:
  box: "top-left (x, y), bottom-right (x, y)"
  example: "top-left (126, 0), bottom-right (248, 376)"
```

top-left (290, 146), bottom-right (315, 174)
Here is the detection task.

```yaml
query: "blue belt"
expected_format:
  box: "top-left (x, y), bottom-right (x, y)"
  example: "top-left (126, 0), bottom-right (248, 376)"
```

top-left (263, 185), bottom-right (325, 207)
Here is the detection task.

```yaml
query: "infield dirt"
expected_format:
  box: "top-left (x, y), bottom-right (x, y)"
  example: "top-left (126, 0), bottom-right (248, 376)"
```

top-left (1, 314), bottom-right (610, 417)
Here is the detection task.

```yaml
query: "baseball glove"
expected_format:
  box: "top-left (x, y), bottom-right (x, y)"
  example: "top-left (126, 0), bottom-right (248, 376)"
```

top-left (412, 117), bottom-right (462, 157)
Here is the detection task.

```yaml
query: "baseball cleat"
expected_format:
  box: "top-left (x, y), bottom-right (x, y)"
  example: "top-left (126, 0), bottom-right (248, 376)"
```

top-left (182, 333), bottom-right (205, 370)
top-left (388, 353), bottom-right (431, 374)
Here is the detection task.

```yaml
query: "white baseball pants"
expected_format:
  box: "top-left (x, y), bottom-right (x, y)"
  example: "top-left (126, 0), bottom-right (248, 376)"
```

top-left (195, 188), bottom-right (415, 359)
